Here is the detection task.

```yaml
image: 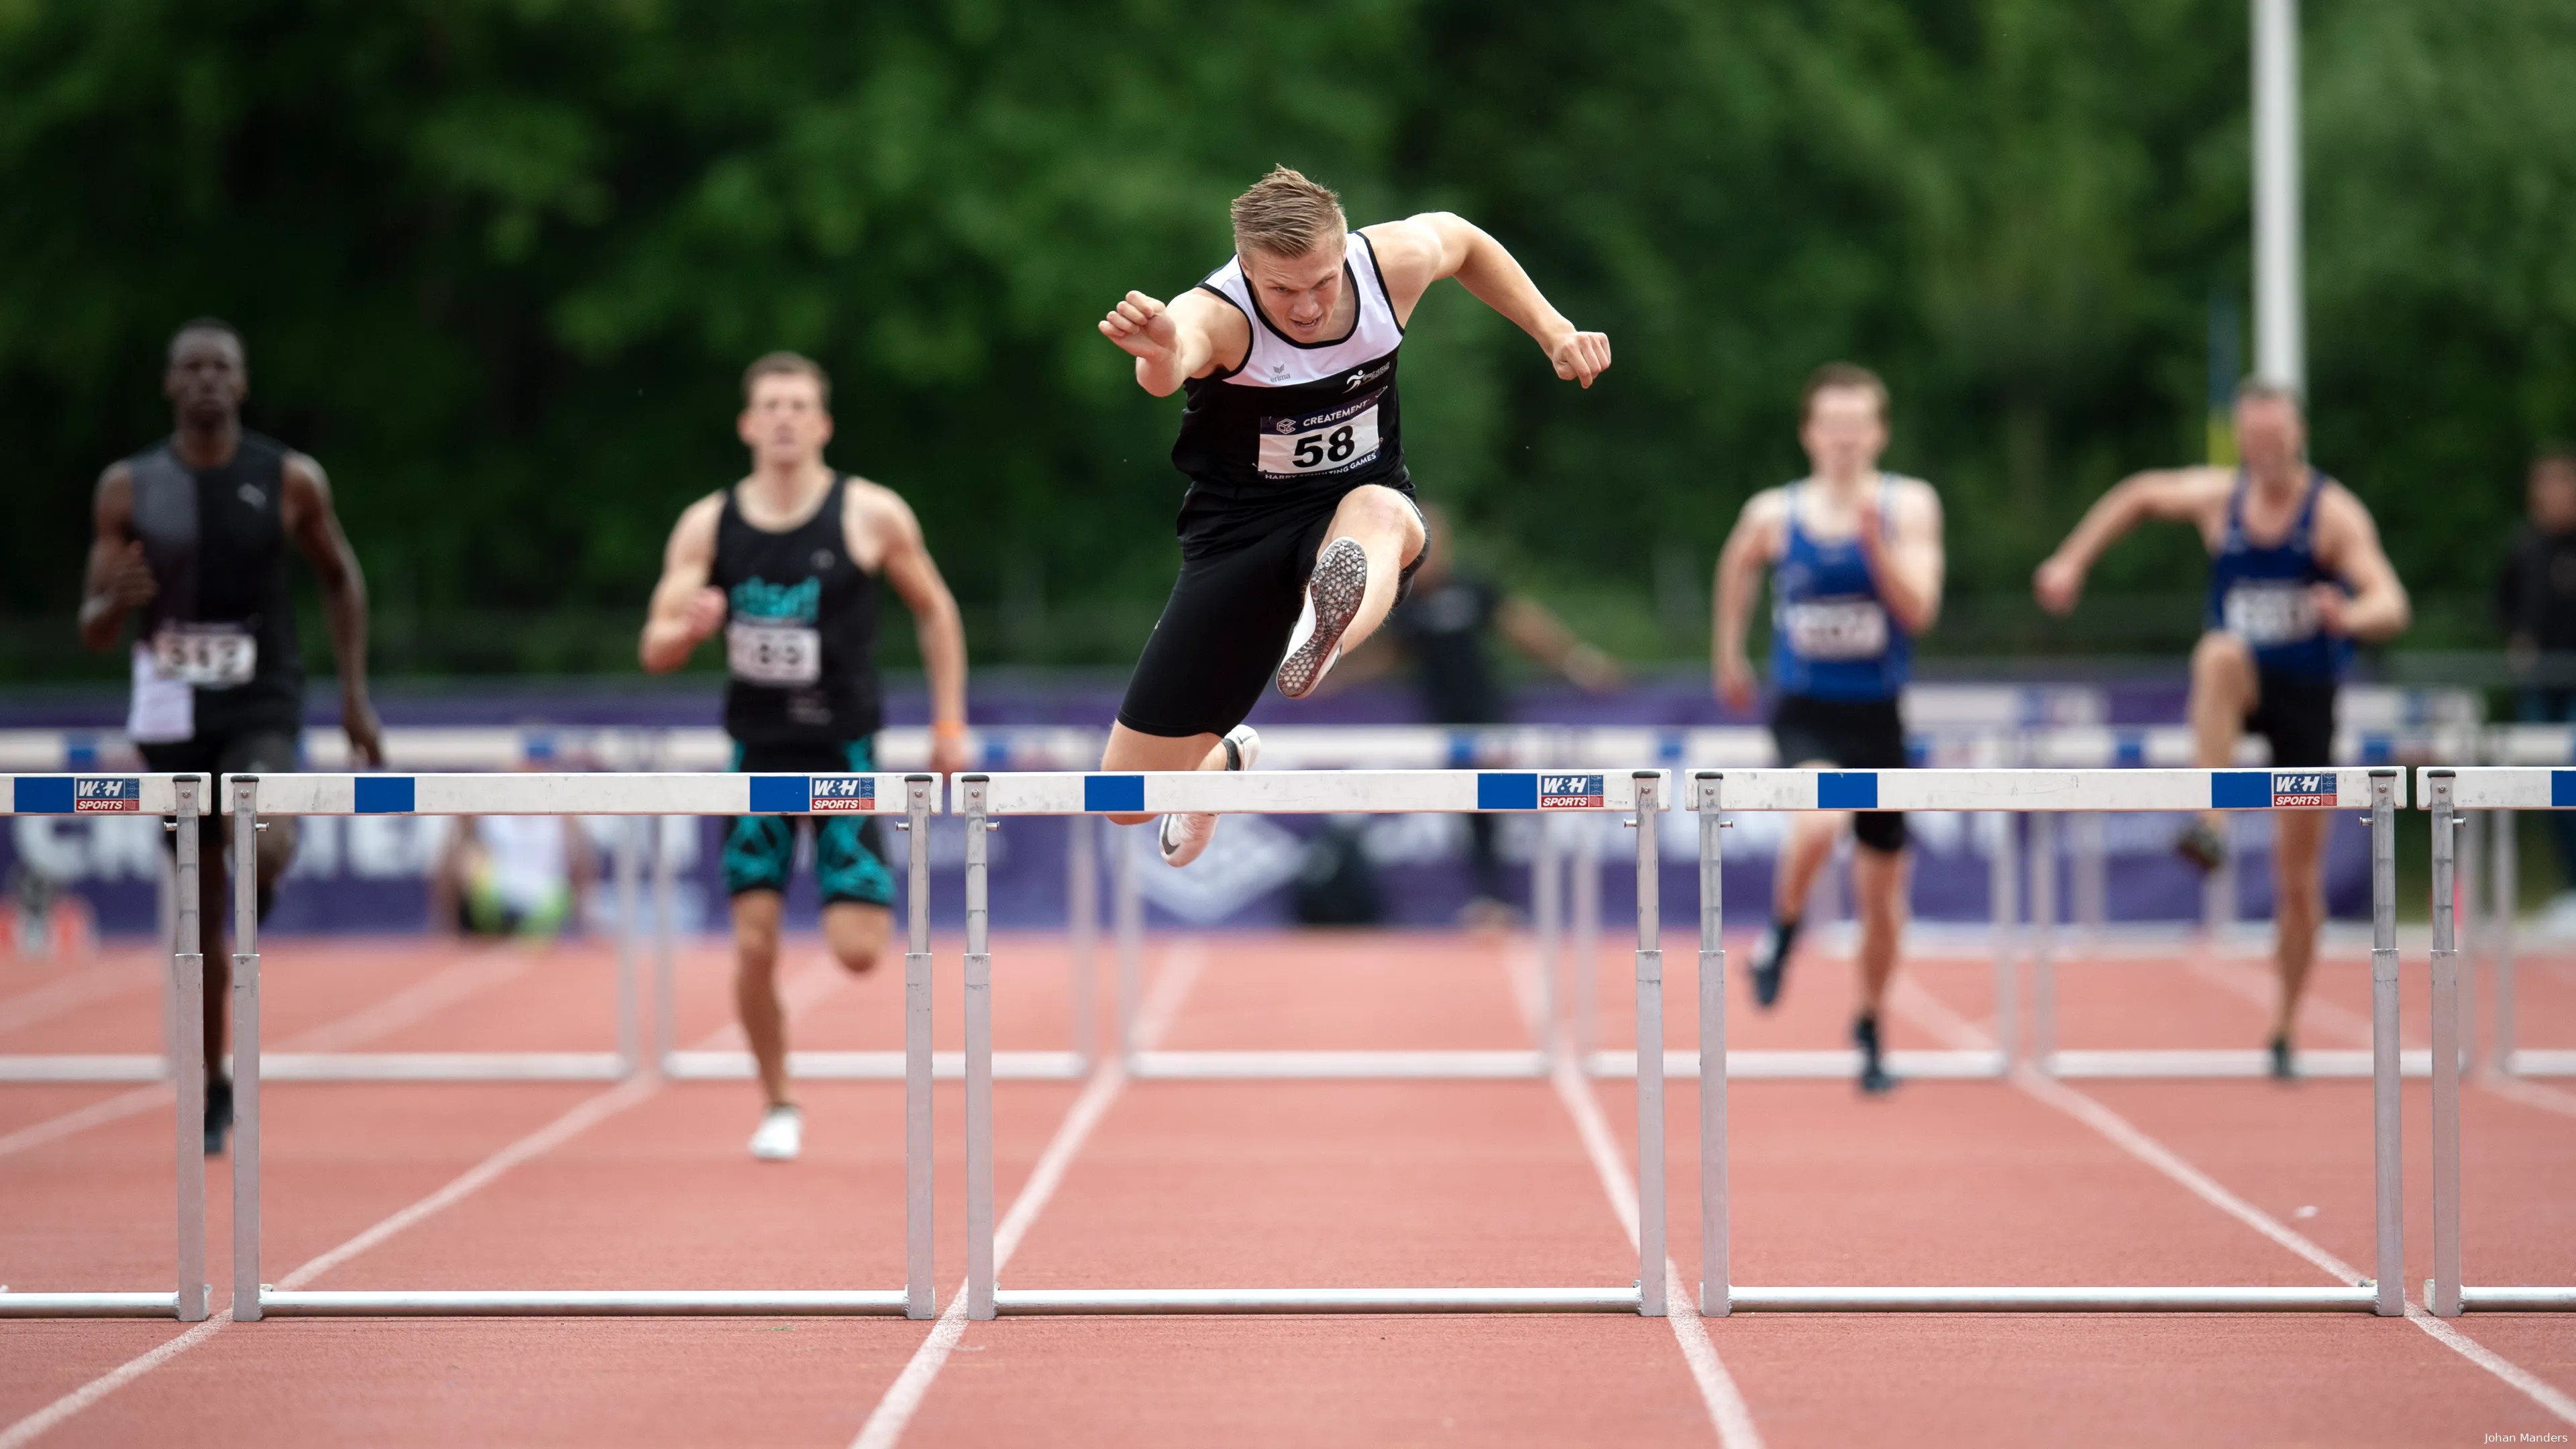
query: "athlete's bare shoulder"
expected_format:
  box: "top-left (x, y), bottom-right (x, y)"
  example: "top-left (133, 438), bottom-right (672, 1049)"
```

top-left (1737, 484), bottom-right (1794, 525)
top-left (1886, 474), bottom-right (1944, 523)
top-left (841, 474), bottom-right (926, 570)
top-left (665, 491), bottom-right (725, 563)
top-left (1357, 213), bottom-right (1458, 314)
top-left (91, 459), bottom-right (134, 513)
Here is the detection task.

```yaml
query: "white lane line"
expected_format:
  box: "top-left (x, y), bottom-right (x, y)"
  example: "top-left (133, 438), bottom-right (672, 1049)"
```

top-left (849, 941), bottom-right (1206, 1449)
top-left (1550, 1057), bottom-right (1764, 1449)
top-left (2479, 1073), bottom-right (2576, 1119)
top-left (1505, 941), bottom-right (1760, 1449)
top-left (0, 951), bottom-right (851, 1446)
top-left (0, 960), bottom-right (156, 1036)
top-left (0, 946), bottom-right (541, 1161)
top-left (1890, 975), bottom-right (2576, 1427)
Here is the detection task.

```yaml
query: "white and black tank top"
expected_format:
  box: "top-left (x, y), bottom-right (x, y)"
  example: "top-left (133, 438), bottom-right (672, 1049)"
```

top-left (1169, 233), bottom-right (1409, 513)
top-left (124, 431), bottom-right (303, 741)
top-left (709, 476), bottom-right (883, 746)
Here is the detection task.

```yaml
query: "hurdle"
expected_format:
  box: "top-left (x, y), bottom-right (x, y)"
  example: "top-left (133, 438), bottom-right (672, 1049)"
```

top-left (0, 724), bottom-right (661, 1085)
top-left (657, 723), bottom-right (1100, 1083)
top-left (1695, 767), bottom-right (2405, 1315)
top-left (217, 770), bottom-right (938, 1320)
top-left (2457, 727), bottom-right (2576, 1079)
top-left (0, 772), bottom-right (211, 1321)
top-left (2420, 767), bottom-right (2576, 1314)
top-left (958, 767), bottom-right (1673, 1317)
top-left (1095, 728), bottom-right (1593, 1081)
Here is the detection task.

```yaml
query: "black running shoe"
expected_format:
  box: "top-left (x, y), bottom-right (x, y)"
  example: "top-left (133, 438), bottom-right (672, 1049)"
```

top-left (2175, 822), bottom-right (2228, 875)
top-left (1748, 917), bottom-right (1801, 1011)
top-left (2267, 1033), bottom-right (2294, 1081)
top-left (204, 1076), bottom-right (234, 1157)
top-left (1855, 1014), bottom-right (1897, 1095)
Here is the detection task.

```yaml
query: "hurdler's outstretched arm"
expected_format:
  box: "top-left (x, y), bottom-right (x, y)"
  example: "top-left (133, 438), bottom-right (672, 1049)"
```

top-left (2033, 467), bottom-right (2231, 615)
top-left (1364, 213), bottom-right (1611, 387)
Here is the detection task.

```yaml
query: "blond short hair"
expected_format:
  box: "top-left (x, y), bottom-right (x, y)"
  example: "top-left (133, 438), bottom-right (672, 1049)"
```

top-left (742, 351), bottom-right (830, 410)
top-left (1799, 362), bottom-right (1888, 424)
top-left (1230, 166), bottom-right (1346, 260)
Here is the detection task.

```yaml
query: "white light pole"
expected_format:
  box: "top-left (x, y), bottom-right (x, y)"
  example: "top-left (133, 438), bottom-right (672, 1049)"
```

top-left (2252, 0), bottom-right (2304, 393)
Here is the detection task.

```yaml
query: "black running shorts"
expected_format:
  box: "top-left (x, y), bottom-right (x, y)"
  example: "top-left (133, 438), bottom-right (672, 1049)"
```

top-left (2247, 671), bottom-right (2337, 768)
top-left (1768, 694), bottom-right (1909, 855)
top-left (1116, 483), bottom-right (1428, 740)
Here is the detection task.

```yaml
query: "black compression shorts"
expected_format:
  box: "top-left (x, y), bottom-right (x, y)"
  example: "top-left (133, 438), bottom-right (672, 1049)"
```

top-left (1116, 484), bottom-right (1428, 740)
top-left (2247, 671), bottom-right (2337, 768)
top-left (1768, 694), bottom-right (1909, 854)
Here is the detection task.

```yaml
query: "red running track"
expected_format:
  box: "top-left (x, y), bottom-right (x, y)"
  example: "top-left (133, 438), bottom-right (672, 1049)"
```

top-left (1, 928), bottom-right (2572, 1447)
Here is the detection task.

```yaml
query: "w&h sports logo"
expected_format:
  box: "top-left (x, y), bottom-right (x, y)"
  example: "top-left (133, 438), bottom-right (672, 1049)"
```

top-left (1538, 773), bottom-right (1605, 810)
top-left (2271, 771), bottom-right (2335, 808)
top-left (810, 776), bottom-right (877, 812)
top-left (74, 777), bottom-right (141, 813)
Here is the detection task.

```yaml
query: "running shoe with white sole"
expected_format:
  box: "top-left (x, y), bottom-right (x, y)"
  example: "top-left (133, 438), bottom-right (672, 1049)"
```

top-left (749, 1104), bottom-right (803, 1162)
top-left (1275, 537), bottom-right (1369, 699)
top-left (1159, 724), bottom-right (1259, 868)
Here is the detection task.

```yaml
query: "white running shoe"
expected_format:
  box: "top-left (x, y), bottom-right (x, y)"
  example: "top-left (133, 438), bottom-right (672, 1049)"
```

top-left (749, 1104), bottom-right (803, 1162)
top-left (1275, 537), bottom-right (1368, 699)
top-left (1158, 725), bottom-right (1259, 868)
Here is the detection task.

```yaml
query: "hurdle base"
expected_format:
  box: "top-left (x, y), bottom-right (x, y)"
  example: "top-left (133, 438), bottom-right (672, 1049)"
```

top-left (0, 1290), bottom-right (193, 1318)
top-left (2447, 1285), bottom-right (2576, 1311)
top-left (991, 1286), bottom-right (1644, 1315)
top-left (263, 1052), bottom-right (627, 1081)
top-left (1723, 1285), bottom-right (2376, 1312)
top-left (256, 1289), bottom-right (912, 1317)
top-left (1126, 1050), bottom-right (1548, 1081)
top-left (662, 1049), bottom-right (1086, 1081)
top-left (2045, 1049), bottom-right (2432, 1079)
top-left (2504, 1050), bottom-right (2576, 1077)
top-left (1588, 1049), bottom-right (2004, 1080)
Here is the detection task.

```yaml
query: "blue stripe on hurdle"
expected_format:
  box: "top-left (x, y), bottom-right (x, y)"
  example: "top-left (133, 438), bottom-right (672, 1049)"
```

top-left (2114, 732), bottom-right (2145, 767)
top-left (748, 775), bottom-right (810, 814)
top-left (12, 777), bottom-right (73, 814)
top-left (2554, 771), bottom-right (2576, 809)
top-left (1817, 771), bottom-right (1878, 810)
top-left (354, 776), bottom-right (416, 814)
top-left (1477, 772), bottom-right (1538, 811)
top-left (1084, 774), bottom-right (1144, 813)
top-left (2210, 771), bottom-right (2271, 809)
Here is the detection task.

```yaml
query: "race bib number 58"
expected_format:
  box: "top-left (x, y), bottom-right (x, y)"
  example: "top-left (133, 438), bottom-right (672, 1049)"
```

top-left (727, 621), bottom-right (821, 686)
top-left (1256, 392), bottom-right (1383, 479)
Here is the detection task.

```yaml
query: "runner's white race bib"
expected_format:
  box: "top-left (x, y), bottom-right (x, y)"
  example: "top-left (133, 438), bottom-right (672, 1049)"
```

top-left (1778, 598), bottom-right (1889, 660)
top-left (727, 621), bottom-right (821, 686)
top-left (149, 624), bottom-right (257, 688)
top-left (1256, 394), bottom-right (1382, 479)
top-left (2222, 582), bottom-right (2320, 647)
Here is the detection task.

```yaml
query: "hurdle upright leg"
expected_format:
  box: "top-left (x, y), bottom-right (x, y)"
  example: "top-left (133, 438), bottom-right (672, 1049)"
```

top-left (172, 777), bottom-right (208, 1323)
top-left (1988, 812), bottom-right (2021, 1074)
top-left (1631, 773), bottom-right (1666, 1318)
top-left (903, 777), bottom-right (936, 1319)
top-left (2372, 768), bottom-right (2408, 1317)
top-left (2029, 812), bottom-right (2058, 1073)
top-left (1534, 814), bottom-right (1563, 1058)
top-left (963, 778), bottom-right (997, 1320)
top-left (1113, 816), bottom-right (1141, 1071)
top-left (1575, 816), bottom-right (1601, 1066)
top-left (230, 776), bottom-right (263, 1322)
top-left (1068, 813), bottom-right (1098, 1071)
top-left (2491, 806), bottom-right (2518, 1075)
top-left (2425, 771), bottom-right (2462, 1317)
top-left (1694, 773), bottom-right (1727, 1318)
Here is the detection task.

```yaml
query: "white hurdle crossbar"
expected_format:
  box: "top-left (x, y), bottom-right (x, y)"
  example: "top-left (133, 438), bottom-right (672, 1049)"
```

top-left (0, 773), bottom-right (211, 1321)
top-left (219, 771), bottom-right (939, 1320)
top-left (2417, 767), bottom-right (2576, 1315)
top-left (959, 767), bottom-right (1673, 1318)
top-left (1695, 767), bottom-right (2406, 1315)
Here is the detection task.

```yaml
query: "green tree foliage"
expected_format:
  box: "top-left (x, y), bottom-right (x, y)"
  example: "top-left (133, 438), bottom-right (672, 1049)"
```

top-left (2, 0), bottom-right (2569, 675)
